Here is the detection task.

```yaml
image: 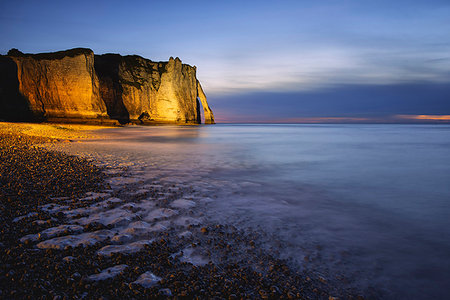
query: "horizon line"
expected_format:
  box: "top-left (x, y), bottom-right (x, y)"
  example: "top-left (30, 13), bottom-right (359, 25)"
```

top-left (212, 115), bottom-right (450, 124)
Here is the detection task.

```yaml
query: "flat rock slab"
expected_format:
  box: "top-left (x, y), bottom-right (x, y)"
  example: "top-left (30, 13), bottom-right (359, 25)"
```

top-left (87, 264), bottom-right (128, 281)
top-left (132, 271), bottom-right (161, 288)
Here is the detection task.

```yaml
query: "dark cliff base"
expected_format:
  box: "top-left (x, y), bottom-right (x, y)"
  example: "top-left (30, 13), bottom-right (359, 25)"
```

top-left (44, 117), bottom-right (121, 126)
top-left (1, 115), bottom-right (208, 127)
top-left (44, 118), bottom-right (204, 126)
top-left (0, 125), bottom-right (361, 299)
top-left (1, 118), bottom-right (203, 127)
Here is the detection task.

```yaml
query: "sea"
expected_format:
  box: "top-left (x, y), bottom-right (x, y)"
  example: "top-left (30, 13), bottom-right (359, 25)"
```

top-left (68, 124), bottom-right (450, 299)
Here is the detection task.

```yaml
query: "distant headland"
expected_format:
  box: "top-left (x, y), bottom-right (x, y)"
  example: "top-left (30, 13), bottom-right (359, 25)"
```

top-left (0, 48), bottom-right (215, 125)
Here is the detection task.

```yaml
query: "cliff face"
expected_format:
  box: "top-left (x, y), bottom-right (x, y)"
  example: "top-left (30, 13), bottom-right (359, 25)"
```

top-left (95, 54), bottom-right (214, 124)
top-left (0, 48), bottom-right (215, 124)
top-left (0, 48), bottom-right (107, 121)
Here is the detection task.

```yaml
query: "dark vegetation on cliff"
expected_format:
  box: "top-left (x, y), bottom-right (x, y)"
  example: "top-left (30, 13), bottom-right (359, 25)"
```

top-left (7, 48), bottom-right (94, 60)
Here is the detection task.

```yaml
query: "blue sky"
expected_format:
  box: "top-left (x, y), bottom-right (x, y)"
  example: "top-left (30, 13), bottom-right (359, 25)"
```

top-left (1, 0), bottom-right (450, 122)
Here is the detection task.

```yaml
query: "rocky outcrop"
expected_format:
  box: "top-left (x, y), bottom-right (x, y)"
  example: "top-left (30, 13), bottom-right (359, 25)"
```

top-left (0, 48), bottom-right (215, 124)
top-left (95, 54), bottom-right (214, 124)
top-left (0, 48), bottom-right (108, 122)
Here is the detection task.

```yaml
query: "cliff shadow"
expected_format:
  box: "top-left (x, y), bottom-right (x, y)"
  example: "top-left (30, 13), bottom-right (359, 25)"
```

top-left (196, 98), bottom-right (202, 124)
top-left (94, 54), bottom-right (130, 124)
top-left (196, 81), bottom-right (215, 124)
top-left (0, 56), bottom-right (39, 122)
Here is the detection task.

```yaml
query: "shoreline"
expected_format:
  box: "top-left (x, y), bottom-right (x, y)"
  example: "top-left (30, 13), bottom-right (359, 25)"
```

top-left (0, 122), bottom-right (363, 299)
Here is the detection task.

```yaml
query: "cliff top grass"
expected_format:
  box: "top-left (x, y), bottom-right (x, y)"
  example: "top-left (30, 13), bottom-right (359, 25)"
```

top-left (6, 48), bottom-right (93, 60)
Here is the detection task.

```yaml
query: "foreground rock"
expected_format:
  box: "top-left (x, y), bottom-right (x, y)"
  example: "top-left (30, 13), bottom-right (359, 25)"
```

top-left (0, 48), bottom-right (215, 124)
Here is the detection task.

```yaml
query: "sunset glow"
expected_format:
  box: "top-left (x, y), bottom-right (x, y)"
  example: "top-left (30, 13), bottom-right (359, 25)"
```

top-left (395, 115), bottom-right (450, 121)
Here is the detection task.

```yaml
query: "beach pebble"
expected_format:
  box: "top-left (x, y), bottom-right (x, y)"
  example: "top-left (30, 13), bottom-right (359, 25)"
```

top-left (36, 230), bottom-right (114, 249)
top-left (62, 256), bottom-right (75, 263)
top-left (178, 231), bottom-right (193, 239)
top-left (87, 265), bottom-right (128, 281)
top-left (13, 212), bottom-right (38, 223)
top-left (170, 199), bottom-right (196, 209)
top-left (132, 271), bottom-right (161, 288)
top-left (144, 208), bottom-right (178, 222)
top-left (159, 288), bottom-right (172, 296)
top-left (96, 240), bottom-right (153, 256)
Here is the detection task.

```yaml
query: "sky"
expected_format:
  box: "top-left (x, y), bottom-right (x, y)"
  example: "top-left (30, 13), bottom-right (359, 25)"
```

top-left (1, 0), bottom-right (450, 123)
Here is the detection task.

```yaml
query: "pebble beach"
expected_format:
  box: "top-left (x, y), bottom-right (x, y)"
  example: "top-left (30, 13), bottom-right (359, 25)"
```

top-left (0, 123), bottom-right (362, 299)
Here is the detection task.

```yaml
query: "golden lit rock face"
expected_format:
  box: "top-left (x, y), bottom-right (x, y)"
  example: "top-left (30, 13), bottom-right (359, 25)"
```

top-left (1, 48), bottom-right (107, 121)
top-left (153, 57), bottom-right (198, 123)
top-left (0, 48), bottom-right (215, 124)
top-left (95, 55), bottom-right (214, 124)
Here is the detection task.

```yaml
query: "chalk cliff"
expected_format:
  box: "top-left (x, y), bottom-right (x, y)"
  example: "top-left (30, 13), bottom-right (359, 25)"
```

top-left (95, 54), bottom-right (214, 124)
top-left (0, 48), bottom-right (215, 124)
top-left (0, 48), bottom-right (108, 122)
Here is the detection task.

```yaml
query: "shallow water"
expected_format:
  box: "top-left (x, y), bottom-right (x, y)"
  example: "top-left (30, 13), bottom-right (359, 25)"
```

top-left (67, 124), bottom-right (450, 299)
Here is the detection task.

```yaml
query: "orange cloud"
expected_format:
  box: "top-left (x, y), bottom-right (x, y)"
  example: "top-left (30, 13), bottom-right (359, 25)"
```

top-left (270, 117), bottom-right (371, 123)
top-left (395, 115), bottom-right (450, 121)
top-left (214, 113), bottom-right (450, 124)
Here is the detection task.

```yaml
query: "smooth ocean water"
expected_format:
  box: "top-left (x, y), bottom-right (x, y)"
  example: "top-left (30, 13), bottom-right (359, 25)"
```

top-left (79, 124), bottom-right (450, 299)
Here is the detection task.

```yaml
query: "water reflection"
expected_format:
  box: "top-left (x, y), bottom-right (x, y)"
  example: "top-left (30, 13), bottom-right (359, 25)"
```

top-left (100, 125), bottom-right (208, 143)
